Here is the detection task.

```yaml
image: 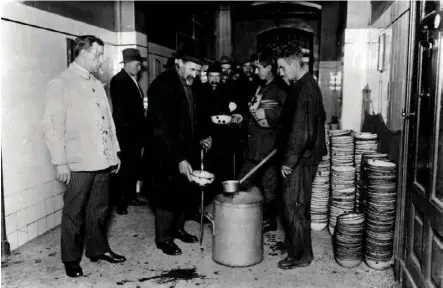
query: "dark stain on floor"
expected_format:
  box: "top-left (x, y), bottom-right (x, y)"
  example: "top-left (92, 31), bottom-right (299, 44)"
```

top-left (266, 233), bottom-right (286, 256)
top-left (137, 267), bottom-right (206, 288)
top-left (116, 279), bottom-right (134, 285)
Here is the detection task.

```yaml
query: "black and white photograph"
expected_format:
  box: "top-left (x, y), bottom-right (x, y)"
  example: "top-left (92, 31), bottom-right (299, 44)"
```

top-left (1, 1), bottom-right (442, 287)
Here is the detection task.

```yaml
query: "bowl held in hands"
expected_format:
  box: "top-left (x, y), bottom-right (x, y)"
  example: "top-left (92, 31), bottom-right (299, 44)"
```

top-left (211, 115), bottom-right (232, 125)
top-left (191, 170), bottom-right (215, 186)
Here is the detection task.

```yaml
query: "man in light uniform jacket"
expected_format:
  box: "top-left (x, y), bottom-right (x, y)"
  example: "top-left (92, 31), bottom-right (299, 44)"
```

top-left (42, 35), bottom-right (126, 278)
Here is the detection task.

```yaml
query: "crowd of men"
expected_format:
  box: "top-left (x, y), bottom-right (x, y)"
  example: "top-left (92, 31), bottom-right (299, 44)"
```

top-left (42, 35), bottom-right (326, 278)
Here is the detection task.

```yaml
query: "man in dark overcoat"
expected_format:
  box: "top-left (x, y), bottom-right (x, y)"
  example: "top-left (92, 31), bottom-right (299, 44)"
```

top-left (238, 48), bottom-right (287, 233)
top-left (146, 41), bottom-right (211, 256)
top-left (110, 48), bottom-right (148, 215)
top-left (276, 43), bottom-right (327, 270)
top-left (197, 62), bottom-right (236, 196)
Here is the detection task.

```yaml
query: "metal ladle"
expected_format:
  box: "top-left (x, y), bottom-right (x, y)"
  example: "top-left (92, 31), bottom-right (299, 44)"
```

top-left (222, 149), bottom-right (277, 193)
top-left (199, 148), bottom-right (205, 245)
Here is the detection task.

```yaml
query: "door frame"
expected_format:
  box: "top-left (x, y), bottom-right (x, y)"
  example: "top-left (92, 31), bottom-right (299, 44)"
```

top-left (393, 0), bottom-right (418, 286)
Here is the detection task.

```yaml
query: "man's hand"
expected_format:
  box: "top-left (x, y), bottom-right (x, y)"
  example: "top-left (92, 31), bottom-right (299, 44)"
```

top-left (112, 156), bottom-right (121, 174)
top-left (179, 160), bottom-right (193, 182)
top-left (231, 113), bottom-right (243, 124)
top-left (200, 136), bottom-right (212, 151)
top-left (252, 108), bottom-right (266, 121)
top-left (56, 164), bottom-right (71, 185)
top-left (281, 165), bottom-right (293, 178)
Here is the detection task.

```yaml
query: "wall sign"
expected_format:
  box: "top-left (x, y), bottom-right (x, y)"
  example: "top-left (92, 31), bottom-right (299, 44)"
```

top-left (377, 33), bottom-right (386, 72)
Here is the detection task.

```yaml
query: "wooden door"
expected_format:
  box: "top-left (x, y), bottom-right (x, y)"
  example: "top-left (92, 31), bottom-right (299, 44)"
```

top-left (400, 1), bottom-right (443, 287)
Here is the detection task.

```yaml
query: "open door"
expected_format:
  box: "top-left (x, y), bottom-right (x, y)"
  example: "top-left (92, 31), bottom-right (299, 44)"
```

top-left (398, 1), bottom-right (443, 287)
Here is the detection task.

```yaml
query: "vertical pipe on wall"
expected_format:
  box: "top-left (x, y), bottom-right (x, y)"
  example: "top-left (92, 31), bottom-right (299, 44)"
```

top-left (215, 3), bottom-right (232, 60)
top-left (1, 150), bottom-right (11, 261)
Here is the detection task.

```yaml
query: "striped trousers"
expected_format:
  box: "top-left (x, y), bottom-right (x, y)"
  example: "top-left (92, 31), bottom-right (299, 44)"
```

top-left (281, 164), bottom-right (318, 262)
top-left (61, 169), bottom-right (111, 263)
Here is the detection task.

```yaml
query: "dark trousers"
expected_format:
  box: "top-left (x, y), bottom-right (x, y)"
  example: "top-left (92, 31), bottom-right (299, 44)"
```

top-left (238, 158), bottom-right (278, 221)
top-left (111, 146), bottom-right (141, 208)
top-left (61, 169), bottom-right (110, 263)
top-left (155, 208), bottom-right (185, 244)
top-left (281, 164), bottom-right (318, 262)
top-left (205, 142), bottom-right (234, 198)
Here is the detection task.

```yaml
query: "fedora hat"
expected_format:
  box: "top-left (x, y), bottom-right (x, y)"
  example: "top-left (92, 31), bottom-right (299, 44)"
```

top-left (173, 40), bottom-right (205, 65)
top-left (121, 48), bottom-right (142, 63)
top-left (207, 62), bottom-right (222, 74)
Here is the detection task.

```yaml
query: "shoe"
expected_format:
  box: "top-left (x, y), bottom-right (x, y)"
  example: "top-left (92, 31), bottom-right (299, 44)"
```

top-left (263, 219), bottom-right (277, 233)
top-left (174, 229), bottom-right (198, 243)
top-left (89, 250), bottom-right (126, 263)
top-left (157, 241), bottom-right (182, 256)
top-left (64, 262), bottom-right (83, 278)
top-left (278, 256), bottom-right (312, 270)
top-left (116, 207), bottom-right (128, 215)
top-left (129, 198), bottom-right (147, 206)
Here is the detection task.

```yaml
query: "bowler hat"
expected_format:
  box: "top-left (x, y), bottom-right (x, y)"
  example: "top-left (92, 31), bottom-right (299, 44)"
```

top-left (163, 57), bottom-right (175, 69)
top-left (121, 48), bottom-right (142, 63)
top-left (173, 40), bottom-right (205, 65)
top-left (207, 62), bottom-right (222, 74)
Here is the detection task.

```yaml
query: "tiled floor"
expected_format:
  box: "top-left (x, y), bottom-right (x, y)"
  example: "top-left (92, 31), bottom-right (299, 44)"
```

top-left (1, 203), bottom-right (395, 288)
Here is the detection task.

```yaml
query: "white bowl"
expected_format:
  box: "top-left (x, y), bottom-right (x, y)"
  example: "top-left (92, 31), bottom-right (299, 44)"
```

top-left (311, 222), bottom-right (327, 231)
top-left (211, 115), bottom-right (232, 125)
top-left (191, 170), bottom-right (215, 186)
top-left (365, 259), bottom-right (392, 270)
top-left (336, 258), bottom-right (362, 268)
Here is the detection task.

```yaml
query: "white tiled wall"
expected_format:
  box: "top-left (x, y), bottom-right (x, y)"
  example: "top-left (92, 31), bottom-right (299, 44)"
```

top-left (1, 2), bottom-right (124, 250)
top-left (341, 1), bottom-right (411, 132)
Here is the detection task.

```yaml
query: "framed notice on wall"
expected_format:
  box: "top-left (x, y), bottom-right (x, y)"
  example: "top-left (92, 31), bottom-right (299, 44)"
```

top-left (377, 33), bottom-right (386, 72)
top-left (66, 38), bottom-right (75, 67)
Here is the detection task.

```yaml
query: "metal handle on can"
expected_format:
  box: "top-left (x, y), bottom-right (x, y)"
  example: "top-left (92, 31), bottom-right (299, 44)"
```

top-left (205, 212), bottom-right (214, 236)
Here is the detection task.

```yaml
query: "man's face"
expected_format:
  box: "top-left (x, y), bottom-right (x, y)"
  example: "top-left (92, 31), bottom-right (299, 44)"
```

top-left (277, 58), bottom-right (300, 82)
top-left (178, 60), bottom-right (201, 86)
top-left (242, 62), bottom-right (253, 77)
top-left (82, 42), bottom-right (104, 73)
top-left (208, 72), bottom-right (221, 89)
top-left (125, 60), bottom-right (142, 77)
top-left (254, 61), bottom-right (271, 81)
top-left (221, 63), bottom-right (232, 82)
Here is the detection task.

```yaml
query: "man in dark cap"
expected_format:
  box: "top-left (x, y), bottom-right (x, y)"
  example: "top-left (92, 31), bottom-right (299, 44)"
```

top-left (146, 40), bottom-right (212, 256)
top-left (195, 62), bottom-right (237, 199)
top-left (110, 48), bottom-right (148, 215)
top-left (219, 55), bottom-right (233, 84)
top-left (238, 48), bottom-right (287, 233)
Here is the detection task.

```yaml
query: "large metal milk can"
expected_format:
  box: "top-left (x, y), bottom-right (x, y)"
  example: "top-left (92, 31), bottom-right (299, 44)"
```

top-left (211, 189), bottom-right (263, 267)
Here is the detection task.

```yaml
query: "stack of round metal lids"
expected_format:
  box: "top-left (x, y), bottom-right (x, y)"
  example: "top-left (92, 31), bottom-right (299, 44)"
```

top-left (328, 165), bottom-right (356, 235)
top-left (334, 212), bottom-right (365, 268)
top-left (329, 130), bottom-right (354, 167)
top-left (353, 133), bottom-right (379, 210)
top-left (363, 159), bottom-right (397, 270)
top-left (310, 154), bottom-right (331, 231)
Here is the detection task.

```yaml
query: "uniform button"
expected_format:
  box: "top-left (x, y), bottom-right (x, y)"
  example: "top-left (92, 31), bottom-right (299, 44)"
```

top-left (102, 116), bottom-right (105, 119)
top-left (92, 89), bottom-right (95, 92)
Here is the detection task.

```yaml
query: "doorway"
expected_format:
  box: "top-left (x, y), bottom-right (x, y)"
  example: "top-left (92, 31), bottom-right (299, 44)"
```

top-left (395, 1), bottom-right (443, 287)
